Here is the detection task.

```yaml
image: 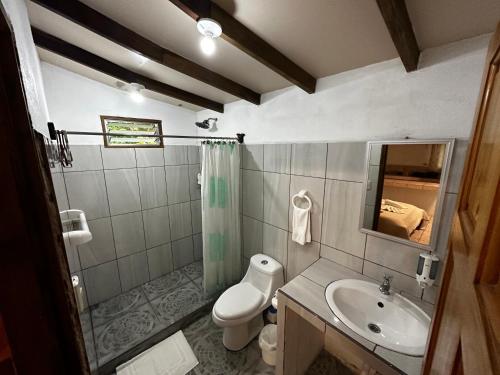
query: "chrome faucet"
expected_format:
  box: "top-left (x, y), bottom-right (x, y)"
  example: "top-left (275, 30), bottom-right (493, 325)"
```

top-left (379, 274), bottom-right (392, 295)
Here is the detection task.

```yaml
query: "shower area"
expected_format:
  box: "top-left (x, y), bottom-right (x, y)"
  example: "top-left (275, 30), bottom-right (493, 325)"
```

top-left (50, 138), bottom-right (241, 373)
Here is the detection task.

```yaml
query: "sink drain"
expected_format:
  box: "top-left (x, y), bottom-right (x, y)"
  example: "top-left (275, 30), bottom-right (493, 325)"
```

top-left (368, 323), bottom-right (381, 334)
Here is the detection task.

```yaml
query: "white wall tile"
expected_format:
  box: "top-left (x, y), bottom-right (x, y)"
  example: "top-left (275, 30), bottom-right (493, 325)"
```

top-left (51, 173), bottom-right (68, 211)
top-left (168, 202), bottom-right (192, 241)
top-left (326, 142), bottom-right (366, 182)
top-left (164, 145), bottom-right (188, 165)
top-left (242, 169), bottom-right (263, 220)
top-left (105, 169), bottom-right (141, 215)
top-left (242, 144), bottom-right (264, 170)
top-left (263, 223), bottom-right (288, 267)
top-left (286, 236), bottom-right (320, 281)
top-left (187, 145), bottom-right (200, 164)
top-left (165, 165), bottom-right (190, 204)
top-left (112, 212), bottom-right (146, 257)
top-left (193, 233), bottom-right (203, 261)
top-left (320, 244), bottom-right (363, 273)
top-left (135, 148), bottom-right (164, 167)
top-left (172, 237), bottom-right (194, 269)
top-left (78, 217), bottom-right (116, 269)
top-left (83, 261), bottom-right (121, 305)
top-left (264, 144), bottom-right (291, 174)
top-left (101, 147), bottom-right (136, 169)
top-left (142, 206), bottom-right (170, 249)
top-left (63, 145), bottom-right (102, 172)
top-left (242, 216), bottom-right (263, 258)
top-left (188, 164), bottom-right (201, 200)
top-left (137, 167), bottom-right (168, 209)
top-left (263, 172), bottom-right (290, 230)
top-left (321, 180), bottom-right (366, 257)
top-left (65, 170), bottom-right (109, 220)
top-left (191, 200), bottom-right (202, 234)
top-left (291, 143), bottom-right (327, 178)
top-left (364, 235), bottom-right (421, 277)
top-left (118, 252), bottom-right (149, 291)
top-left (147, 243), bottom-right (173, 279)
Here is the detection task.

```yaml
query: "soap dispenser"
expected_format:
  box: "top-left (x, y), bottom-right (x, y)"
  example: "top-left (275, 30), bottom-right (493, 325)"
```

top-left (416, 253), bottom-right (439, 288)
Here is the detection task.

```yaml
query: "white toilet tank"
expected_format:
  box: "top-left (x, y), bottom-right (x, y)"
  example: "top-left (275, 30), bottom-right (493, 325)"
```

top-left (242, 254), bottom-right (284, 305)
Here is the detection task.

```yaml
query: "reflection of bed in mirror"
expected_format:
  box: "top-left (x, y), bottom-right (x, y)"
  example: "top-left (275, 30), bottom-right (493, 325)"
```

top-left (360, 140), bottom-right (454, 250)
top-left (377, 199), bottom-right (431, 244)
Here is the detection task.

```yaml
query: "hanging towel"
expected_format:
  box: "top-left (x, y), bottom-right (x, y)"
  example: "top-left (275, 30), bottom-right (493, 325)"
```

top-left (292, 190), bottom-right (312, 245)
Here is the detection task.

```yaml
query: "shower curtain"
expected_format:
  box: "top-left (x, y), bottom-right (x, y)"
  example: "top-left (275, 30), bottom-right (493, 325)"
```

top-left (201, 142), bottom-right (241, 296)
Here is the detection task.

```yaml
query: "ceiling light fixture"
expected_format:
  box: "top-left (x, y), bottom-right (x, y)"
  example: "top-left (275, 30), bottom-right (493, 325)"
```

top-left (128, 83), bottom-right (145, 103)
top-left (197, 18), bottom-right (222, 56)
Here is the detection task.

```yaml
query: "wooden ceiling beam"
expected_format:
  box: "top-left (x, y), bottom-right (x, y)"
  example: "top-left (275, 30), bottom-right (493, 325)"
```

top-left (32, 28), bottom-right (224, 112)
top-left (31, 0), bottom-right (260, 105)
top-left (169, 0), bottom-right (317, 94)
top-left (376, 0), bottom-right (420, 72)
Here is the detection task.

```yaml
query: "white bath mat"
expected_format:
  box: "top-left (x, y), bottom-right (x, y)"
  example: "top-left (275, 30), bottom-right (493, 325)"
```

top-left (116, 331), bottom-right (198, 375)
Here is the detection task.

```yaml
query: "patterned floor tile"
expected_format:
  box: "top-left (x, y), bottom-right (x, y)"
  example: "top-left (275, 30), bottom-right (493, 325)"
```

top-left (142, 270), bottom-right (191, 301)
top-left (192, 276), bottom-right (203, 290)
top-left (94, 303), bottom-right (163, 366)
top-left (91, 287), bottom-right (148, 327)
top-left (83, 329), bottom-right (98, 371)
top-left (184, 314), bottom-right (274, 375)
top-left (182, 261), bottom-right (203, 280)
top-left (150, 282), bottom-right (210, 326)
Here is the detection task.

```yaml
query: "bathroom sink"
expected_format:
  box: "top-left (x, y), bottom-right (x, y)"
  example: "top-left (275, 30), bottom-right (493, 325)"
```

top-left (325, 279), bottom-right (430, 356)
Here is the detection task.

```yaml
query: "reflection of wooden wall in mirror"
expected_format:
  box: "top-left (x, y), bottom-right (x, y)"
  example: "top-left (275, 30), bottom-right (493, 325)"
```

top-left (361, 140), bottom-right (454, 250)
top-left (385, 144), bottom-right (445, 181)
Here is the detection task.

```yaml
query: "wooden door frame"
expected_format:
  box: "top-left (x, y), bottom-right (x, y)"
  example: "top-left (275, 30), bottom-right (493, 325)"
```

top-left (0, 7), bottom-right (88, 375)
top-left (423, 24), bottom-right (500, 374)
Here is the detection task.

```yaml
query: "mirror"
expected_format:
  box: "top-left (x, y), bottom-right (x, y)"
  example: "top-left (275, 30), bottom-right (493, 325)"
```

top-left (360, 140), bottom-right (454, 250)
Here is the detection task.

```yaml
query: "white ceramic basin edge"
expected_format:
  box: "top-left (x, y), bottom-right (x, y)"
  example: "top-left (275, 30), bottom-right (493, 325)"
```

top-left (325, 279), bottom-right (431, 356)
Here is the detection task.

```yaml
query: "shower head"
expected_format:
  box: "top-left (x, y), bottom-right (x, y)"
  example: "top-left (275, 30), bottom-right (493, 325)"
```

top-left (195, 118), bottom-right (217, 129)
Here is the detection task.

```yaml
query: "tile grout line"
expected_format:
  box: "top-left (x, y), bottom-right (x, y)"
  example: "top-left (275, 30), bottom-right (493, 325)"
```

top-left (162, 146), bottom-right (177, 275)
top-left (134, 148), bottom-right (152, 284)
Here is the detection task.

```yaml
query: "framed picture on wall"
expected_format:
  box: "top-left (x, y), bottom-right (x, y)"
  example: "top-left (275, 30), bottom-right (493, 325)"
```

top-left (101, 115), bottom-right (163, 148)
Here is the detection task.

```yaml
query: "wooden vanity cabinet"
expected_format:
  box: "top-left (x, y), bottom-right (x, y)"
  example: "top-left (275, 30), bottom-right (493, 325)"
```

top-left (276, 291), bottom-right (401, 375)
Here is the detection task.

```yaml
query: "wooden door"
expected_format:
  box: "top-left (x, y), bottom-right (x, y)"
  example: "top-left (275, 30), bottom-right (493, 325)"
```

top-left (0, 7), bottom-right (89, 375)
top-left (423, 24), bottom-right (500, 375)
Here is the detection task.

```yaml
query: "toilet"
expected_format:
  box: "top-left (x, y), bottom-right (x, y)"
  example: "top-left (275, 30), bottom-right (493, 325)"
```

top-left (212, 254), bottom-right (284, 351)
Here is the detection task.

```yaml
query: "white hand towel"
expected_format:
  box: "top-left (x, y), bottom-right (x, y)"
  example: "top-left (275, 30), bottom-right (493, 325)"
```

top-left (292, 190), bottom-right (311, 245)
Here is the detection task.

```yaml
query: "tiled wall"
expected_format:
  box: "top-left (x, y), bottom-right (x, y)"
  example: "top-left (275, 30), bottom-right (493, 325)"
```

top-left (51, 145), bottom-right (202, 306)
top-left (240, 141), bottom-right (468, 304)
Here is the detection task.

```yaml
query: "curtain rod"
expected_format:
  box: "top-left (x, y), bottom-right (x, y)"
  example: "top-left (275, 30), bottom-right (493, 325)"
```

top-left (47, 122), bottom-right (245, 144)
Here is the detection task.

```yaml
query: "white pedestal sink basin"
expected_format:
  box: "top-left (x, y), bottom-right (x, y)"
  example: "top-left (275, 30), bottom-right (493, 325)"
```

top-left (325, 279), bottom-right (430, 356)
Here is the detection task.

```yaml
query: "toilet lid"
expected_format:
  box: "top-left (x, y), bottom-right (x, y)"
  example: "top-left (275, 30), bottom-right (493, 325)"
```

top-left (214, 283), bottom-right (264, 320)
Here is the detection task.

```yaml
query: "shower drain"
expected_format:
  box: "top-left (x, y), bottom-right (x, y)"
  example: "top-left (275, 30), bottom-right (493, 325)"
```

top-left (368, 323), bottom-right (381, 334)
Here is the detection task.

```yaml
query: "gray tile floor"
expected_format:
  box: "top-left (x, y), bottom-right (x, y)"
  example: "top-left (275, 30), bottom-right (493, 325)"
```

top-left (80, 261), bottom-right (207, 371)
top-left (184, 314), bottom-right (354, 375)
top-left (81, 259), bottom-right (353, 374)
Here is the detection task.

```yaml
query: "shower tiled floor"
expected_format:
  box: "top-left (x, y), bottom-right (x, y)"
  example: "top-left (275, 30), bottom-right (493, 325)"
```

top-left (80, 261), bottom-right (208, 371)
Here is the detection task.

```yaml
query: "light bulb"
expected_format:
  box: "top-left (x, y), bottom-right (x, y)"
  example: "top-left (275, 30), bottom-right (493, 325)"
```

top-left (200, 35), bottom-right (215, 55)
top-left (129, 90), bottom-right (144, 103)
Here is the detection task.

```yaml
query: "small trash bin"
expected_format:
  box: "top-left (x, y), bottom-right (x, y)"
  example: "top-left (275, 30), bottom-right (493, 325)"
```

top-left (259, 324), bottom-right (278, 366)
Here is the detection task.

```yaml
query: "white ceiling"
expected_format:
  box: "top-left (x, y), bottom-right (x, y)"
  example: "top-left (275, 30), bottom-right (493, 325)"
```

top-left (29, 0), bottom-right (500, 111)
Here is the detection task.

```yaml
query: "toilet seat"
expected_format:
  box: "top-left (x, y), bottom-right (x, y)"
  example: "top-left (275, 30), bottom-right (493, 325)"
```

top-left (214, 282), bottom-right (264, 320)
